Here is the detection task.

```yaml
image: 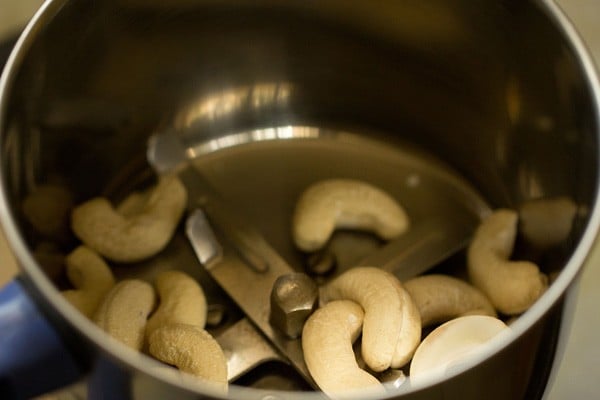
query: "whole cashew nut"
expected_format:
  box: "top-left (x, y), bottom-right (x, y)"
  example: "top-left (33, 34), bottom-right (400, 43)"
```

top-left (61, 246), bottom-right (115, 318)
top-left (148, 323), bottom-right (228, 393)
top-left (22, 184), bottom-right (73, 238)
top-left (116, 189), bottom-right (152, 217)
top-left (322, 267), bottom-right (421, 371)
top-left (403, 274), bottom-right (496, 327)
top-left (467, 209), bottom-right (548, 315)
top-left (409, 315), bottom-right (509, 385)
top-left (71, 176), bottom-right (187, 263)
top-left (390, 279), bottom-right (422, 368)
top-left (146, 270), bottom-right (208, 338)
top-left (292, 179), bottom-right (410, 252)
top-left (519, 196), bottom-right (577, 249)
top-left (94, 279), bottom-right (156, 350)
top-left (302, 300), bottom-right (384, 399)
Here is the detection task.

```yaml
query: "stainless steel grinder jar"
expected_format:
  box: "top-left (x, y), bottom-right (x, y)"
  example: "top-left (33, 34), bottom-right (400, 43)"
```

top-left (1, 1), bottom-right (599, 399)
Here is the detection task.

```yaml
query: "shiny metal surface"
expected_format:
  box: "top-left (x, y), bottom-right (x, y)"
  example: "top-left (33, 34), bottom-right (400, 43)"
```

top-left (1, 0), bottom-right (600, 399)
top-left (185, 209), bottom-right (222, 265)
top-left (269, 273), bottom-right (318, 340)
top-left (363, 215), bottom-right (476, 280)
top-left (184, 200), bottom-right (312, 386)
top-left (216, 318), bottom-right (285, 382)
top-left (178, 142), bottom-right (485, 387)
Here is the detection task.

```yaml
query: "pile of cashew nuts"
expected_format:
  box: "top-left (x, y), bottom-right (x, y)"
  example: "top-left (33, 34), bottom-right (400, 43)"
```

top-left (21, 173), bottom-right (576, 398)
top-left (293, 179), bottom-right (558, 398)
top-left (26, 176), bottom-right (229, 392)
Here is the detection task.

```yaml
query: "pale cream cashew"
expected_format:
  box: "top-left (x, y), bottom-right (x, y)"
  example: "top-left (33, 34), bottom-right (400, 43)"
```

top-left (390, 279), bottom-right (422, 368)
top-left (409, 315), bottom-right (509, 385)
top-left (467, 209), bottom-right (548, 315)
top-left (292, 179), bottom-right (410, 252)
top-left (116, 190), bottom-right (151, 217)
top-left (146, 270), bottom-right (208, 338)
top-left (94, 279), bottom-right (156, 350)
top-left (403, 274), bottom-right (496, 327)
top-left (519, 196), bottom-right (577, 249)
top-left (322, 266), bottom-right (420, 371)
top-left (71, 175), bottom-right (187, 263)
top-left (148, 323), bottom-right (228, 393)
top-left (302, 300), bottom-right (384, 399)
top-left (61, 246), bottom-right (116, 318)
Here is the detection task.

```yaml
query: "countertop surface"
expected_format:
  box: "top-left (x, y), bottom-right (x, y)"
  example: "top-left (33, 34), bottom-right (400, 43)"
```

top-left (0, 0), bottom-right (599, 399)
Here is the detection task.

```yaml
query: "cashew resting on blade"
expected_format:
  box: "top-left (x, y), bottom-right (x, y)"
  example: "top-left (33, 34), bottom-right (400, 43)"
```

top-left (322, 266), bottom-right (421, 371)
top-left (409, 315), bottom-right (509, 385)
top-left (93, 279), bottom-right (156, 350)
top-left (467, 209), bottom-right (548, 315)
top-left (292, 179), bottom-right (410, 252)
top-left (403, 274), bottom-right (496, 327)
top-left (71, 176), bottom-right (187, 263)
top-left (302, 300), bottom-right (385, 399)
top-left (148, 323), bottom-right (228, 393)
top-left (61, 246), bottom-right (116, 318)
top-left (146, 270), bottom-right (208, 339)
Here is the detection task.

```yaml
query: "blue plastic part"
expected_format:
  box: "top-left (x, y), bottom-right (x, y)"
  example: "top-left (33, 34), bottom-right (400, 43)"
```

top-left (0, 279), bottom-right (82, 399)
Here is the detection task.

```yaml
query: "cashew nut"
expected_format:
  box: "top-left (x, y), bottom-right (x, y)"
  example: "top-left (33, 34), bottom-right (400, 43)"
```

top-left (94, 279), bottom-right (156, 350)
top-left (292, 179), bottom-right (410, 252)
top-left (409, 315), bottom-right (509, 385)
top-left (302, 300), bottom-right (384, 399)
top-left (62, 246), bottom-right (116, 318)
top-left (148, 323), bottom-right (228, 393)
top-left (71, 175), bottom-right (187, 263)
top-left (467, 209), bottom-right (548, 315)
top-left (116, 190), bottom-right (151, 217)
top-left (322, 266), bottom-right (421, 371)
top-left (519, 196), bottom-right (577, 249)
top-left (146, 270), bottom-right (207, 338)
top-left (403, 274), bottom-right (496, 327)
top-left (390, 278), bottom-right (422, 368)
top-left (22, 184), bottom-right (73, 238)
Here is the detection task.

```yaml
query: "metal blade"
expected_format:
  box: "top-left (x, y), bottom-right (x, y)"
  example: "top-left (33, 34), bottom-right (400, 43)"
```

top-left (180, 168), bottom-right (316, 388)
top-left (360, 215), bottom-right (474, 281)
top-left (215, 318), bottom-right (285, 382)
top-left (148, 132), bottom-right (478, 388)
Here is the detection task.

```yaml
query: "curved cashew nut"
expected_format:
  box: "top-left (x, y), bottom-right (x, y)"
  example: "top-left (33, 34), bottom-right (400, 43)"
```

top-left (22, 184), bottom-right (73, 238)
top-left (71, 176), bottom-right (187, 263)
top-left (467, 209), bottom-right (548, 315)
top-left (61, 246), bottom-right (116, 318)
top-left (519, 196), bottom-right (577, 249)
top-left (292, 179), bottom-right (410, 252)
top-left (116, 189), bottom-right (151, 217)
top-left (390, 279), bottom-right (422, 368)
top-left (148, 323), bottom-right (228, 393)
top-left (409, 315), bottom-right (509, 385)
top-left (146, 270), bottom-right (208, 338)
top-left (94, 279), bottom-right (156, 350)
top-left (322, 267), bottom-right (421, 371)
top-left (302, 300), bottom-right (384, 399)
top-left (403, 274), bottom-right (496, 327)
